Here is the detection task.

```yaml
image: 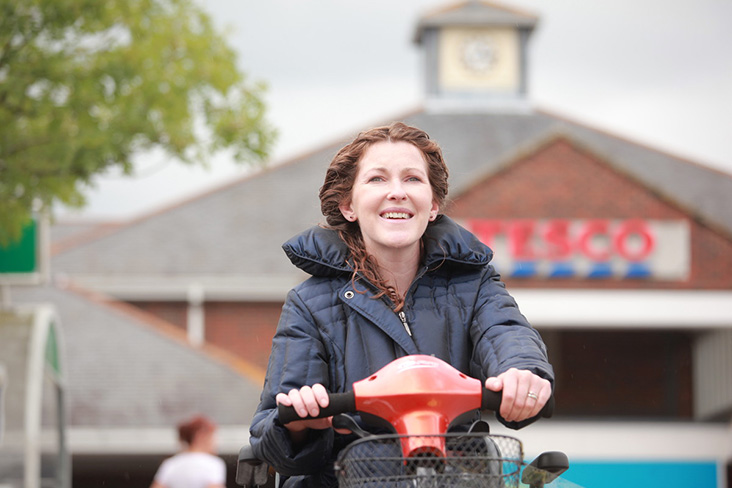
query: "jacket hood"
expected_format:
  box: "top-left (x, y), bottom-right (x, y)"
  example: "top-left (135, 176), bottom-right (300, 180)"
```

top-left (282, 215), bottom-right (494, 277)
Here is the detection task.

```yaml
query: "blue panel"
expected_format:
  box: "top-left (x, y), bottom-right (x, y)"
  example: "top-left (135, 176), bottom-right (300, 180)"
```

top-left (549, 262), bottom-right (575, 278)
top-left (587, 262), bottom-right (613, 279)
top-left (625, 262), bottom-right (652, 279)
top-left (558, 460), bottom-right (718, 488)
top-left (511, 261), bottom-right (537, 278)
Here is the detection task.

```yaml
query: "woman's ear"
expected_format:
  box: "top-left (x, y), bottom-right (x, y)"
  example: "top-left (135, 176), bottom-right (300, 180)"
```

top-left (429, 201), bottom-right (439, 221)
top-left (339, 201), bottom-right (356, 222)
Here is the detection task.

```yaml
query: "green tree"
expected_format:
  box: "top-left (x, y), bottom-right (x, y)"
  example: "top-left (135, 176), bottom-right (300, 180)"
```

top-left (0, 0), bottom-right (276, 244)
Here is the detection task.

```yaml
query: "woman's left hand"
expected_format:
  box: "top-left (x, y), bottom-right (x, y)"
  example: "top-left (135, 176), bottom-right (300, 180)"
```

top-left (485, 368), bottom-right (551, 423)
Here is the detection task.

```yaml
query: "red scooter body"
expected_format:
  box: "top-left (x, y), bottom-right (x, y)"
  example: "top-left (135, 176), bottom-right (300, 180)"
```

top-left (248, 355), bottom-right (565, 488)
top-left (352, 355), bottom-right (483, 459)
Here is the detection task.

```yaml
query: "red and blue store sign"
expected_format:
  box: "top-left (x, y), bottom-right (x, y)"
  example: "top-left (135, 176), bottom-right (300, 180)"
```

top-left (464, 219), bottom-right (690, 280)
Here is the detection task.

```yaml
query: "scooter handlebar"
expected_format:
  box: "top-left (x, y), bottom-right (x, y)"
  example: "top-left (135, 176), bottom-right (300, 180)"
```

top-left (481, 389), bottom-right (555, 418)
top-left (277, 391), bottom-right (356, 425)
top-left (277, 388), bottom-right (553, 425)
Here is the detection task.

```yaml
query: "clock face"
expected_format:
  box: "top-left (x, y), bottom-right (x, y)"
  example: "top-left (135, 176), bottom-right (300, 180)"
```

top-left (460, 35), bottom-right (497, 74)
top-left (439, 27), bottom-right (518, 91)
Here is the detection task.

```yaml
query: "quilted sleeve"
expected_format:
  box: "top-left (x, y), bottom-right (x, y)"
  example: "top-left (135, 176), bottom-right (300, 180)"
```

top-left (249, 287), bottom-right (334, 476)
top-left (469, 265), bottom-right (555, 429)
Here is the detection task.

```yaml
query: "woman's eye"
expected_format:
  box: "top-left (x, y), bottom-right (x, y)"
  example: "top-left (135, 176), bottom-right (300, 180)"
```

top-left (368, 176), bottom-right (384, 182)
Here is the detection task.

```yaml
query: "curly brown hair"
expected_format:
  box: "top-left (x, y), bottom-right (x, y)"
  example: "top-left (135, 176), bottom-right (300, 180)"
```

top-left (318, 122), bottom-right (449, 311)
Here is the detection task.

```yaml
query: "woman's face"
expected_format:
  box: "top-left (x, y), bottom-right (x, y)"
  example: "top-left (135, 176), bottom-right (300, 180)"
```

top-left (339, 141), bottom-right (438, 258)
top-left (194, 429), bottom-right (219, 454)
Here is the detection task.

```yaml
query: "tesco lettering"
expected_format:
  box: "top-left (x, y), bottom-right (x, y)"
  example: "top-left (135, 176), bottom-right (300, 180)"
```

top-left (467, 219), bottom-right (656, 262)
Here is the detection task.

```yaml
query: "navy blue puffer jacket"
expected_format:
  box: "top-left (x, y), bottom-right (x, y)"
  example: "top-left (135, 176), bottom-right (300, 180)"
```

top-left (249, 215), bottom-right (553, 487)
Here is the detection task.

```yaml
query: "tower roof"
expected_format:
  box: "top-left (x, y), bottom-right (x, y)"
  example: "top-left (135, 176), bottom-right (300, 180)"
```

top-left (414, 0), bottom-right (538, 43)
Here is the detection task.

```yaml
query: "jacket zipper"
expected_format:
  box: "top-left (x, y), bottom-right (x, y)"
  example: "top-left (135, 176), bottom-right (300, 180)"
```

top-left (398, 311), bottom-right (412, 337)
top-left (397, 266), bottom-right (428, 339)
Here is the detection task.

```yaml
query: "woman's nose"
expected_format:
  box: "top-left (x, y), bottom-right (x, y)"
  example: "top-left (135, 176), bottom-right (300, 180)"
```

top-left (387, 181), bottom-right (407, 200)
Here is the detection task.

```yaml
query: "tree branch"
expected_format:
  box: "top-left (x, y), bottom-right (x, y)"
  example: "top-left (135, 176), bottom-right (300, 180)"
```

top-left (0, 5), bottom-right (44, 71)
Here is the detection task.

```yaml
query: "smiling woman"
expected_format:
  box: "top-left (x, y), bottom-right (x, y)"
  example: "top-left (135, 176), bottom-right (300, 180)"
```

top-left (248, 122), bottom-right (554, 488)
top-left (320, 123), bottom-right (449, 311)
top-left (338, 140), bottom-right (439, 293)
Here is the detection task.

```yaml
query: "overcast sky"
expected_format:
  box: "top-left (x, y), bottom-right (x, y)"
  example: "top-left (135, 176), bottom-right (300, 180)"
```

top-left (58, 0), bottom-right (732, 220)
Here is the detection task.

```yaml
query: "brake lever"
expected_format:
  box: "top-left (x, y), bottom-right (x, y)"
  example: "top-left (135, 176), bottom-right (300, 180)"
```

top-left (332, 414), bottom-right (371, 438)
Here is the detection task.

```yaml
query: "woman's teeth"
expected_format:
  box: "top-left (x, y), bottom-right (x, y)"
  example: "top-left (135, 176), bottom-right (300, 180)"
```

top-left (382, 212), bottom-right (410, 219)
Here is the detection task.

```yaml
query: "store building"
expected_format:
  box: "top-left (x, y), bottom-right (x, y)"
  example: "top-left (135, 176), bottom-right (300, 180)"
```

top-left (42, 1), bottom-right (732, 487)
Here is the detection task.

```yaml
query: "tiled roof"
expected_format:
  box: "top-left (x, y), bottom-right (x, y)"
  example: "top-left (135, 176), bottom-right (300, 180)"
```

top-left (52, 109), bottom-right (732, 281)
top-left (52, 143), bottom-right (337, 278)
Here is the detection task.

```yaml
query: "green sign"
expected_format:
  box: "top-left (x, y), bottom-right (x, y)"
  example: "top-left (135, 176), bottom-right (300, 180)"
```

top-left (0, 220), bottom-right (38, 274)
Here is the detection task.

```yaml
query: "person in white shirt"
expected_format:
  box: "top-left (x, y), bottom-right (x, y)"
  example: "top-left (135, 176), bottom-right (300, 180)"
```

top-left (151, 415), bottom-right (226, 488)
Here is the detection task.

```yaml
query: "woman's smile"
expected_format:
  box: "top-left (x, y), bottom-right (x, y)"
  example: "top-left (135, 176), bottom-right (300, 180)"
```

top-left (380, 208), bottom-right (414, 220)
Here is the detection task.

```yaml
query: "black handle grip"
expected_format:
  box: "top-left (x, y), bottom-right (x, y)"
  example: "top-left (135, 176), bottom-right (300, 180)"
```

top-left (481, 389), bottom-right (554, 418)
top-left (277, 391), bottom-right (356, 425)
top-left (278, 389), bottom-right (553, 424)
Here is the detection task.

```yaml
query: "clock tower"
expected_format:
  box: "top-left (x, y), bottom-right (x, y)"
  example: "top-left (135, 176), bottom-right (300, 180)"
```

top-left (414, 0), bottom-right (538, 112)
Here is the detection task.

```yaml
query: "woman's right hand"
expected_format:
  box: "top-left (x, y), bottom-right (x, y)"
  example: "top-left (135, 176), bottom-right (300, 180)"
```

top-left (275, 384), bottom-right (335, 434)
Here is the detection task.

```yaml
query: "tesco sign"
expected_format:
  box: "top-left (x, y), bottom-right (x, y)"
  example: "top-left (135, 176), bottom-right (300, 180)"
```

top-left (464, 219), bottom-right (690, 280)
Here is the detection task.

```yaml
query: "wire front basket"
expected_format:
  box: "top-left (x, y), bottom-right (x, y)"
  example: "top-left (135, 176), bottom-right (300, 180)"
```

top-left (335, 433), bottom-right (524, 488)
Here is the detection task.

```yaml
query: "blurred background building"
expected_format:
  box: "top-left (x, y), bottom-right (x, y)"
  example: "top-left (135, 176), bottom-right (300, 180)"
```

top-left (3, 1), bottom-right (731, 487)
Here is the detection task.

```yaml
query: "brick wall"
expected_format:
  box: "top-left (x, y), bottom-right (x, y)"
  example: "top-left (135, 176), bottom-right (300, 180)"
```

top-left (204, 301), bottom-right (283, 371)
top-left (128, 300), bottom-right (281, 371)
top-left (130, 301), bottom-right (187, 330)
